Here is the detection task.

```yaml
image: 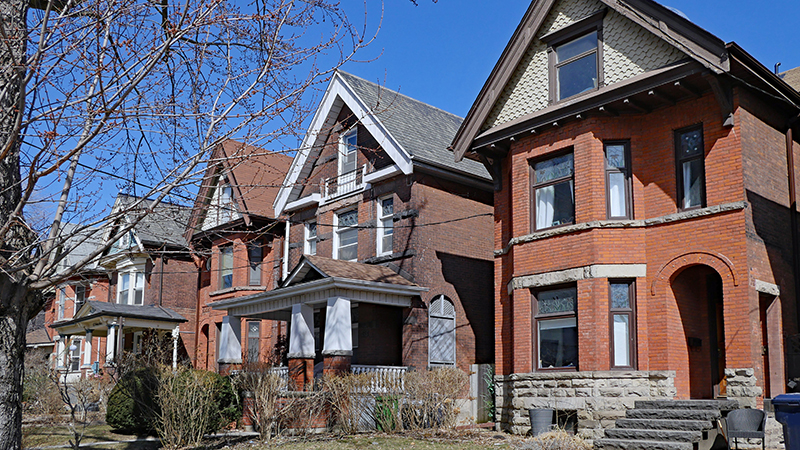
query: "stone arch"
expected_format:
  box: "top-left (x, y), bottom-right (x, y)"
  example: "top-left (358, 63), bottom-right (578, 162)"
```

top-left (651, 251), bottom-right (738, 296)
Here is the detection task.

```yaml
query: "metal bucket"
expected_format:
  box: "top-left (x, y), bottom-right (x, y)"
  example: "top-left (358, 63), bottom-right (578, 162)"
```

top-left (529, 408), bottom-right (554, 436)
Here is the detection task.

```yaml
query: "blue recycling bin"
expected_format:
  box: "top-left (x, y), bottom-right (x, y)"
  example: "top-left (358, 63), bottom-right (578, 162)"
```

top-left (773, 394), bottom-right (800, 450)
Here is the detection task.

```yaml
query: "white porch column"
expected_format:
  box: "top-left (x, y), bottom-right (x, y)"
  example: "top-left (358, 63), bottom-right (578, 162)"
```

top-left (82, 330), bottom-right (93, 369)
top-left (288, 303), bottom-right (315, 358)
top-left (322, 297), bottom-right (352, 356)
top-left (106, 322), bottom-right (117, 364)
top-left (55, 336), bottom-right (66, 369)
top-left (218, 315), bottom-right (242, 364)
top-left (171, 326), bottom-right (180, 370)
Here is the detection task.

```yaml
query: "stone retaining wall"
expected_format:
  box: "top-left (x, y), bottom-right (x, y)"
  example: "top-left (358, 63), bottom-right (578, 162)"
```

top-left (495, 371), bottom-right (677, 439)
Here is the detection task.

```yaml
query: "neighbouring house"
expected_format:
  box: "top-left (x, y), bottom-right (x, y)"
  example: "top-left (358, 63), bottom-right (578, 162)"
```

top-left (49, 195), bottom-right (196, 374)
top-left (186, 139), bottom-right (292, 373)
top-left (209, 71), bottom-right (496, 419)
top-left (450, 0), bottom-right (800, 438)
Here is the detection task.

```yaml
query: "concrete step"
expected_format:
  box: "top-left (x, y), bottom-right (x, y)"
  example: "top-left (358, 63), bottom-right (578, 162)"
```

top-left (615, 418), bottom-right (713, 431)
top-left (604, 428), bottom-right (702, 443)
top-left (594, 438), bottom-right (693, 450)
top-left (626, 408), bottom-right (721, 421)
top-left (634, 399), bottom-right (739, 411)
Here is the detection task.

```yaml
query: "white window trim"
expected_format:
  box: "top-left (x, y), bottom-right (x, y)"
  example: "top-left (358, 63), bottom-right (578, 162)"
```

top-left (73, 284), bottom-right (87, 316)
top-left (304, 221), bottom-right (318, 256)
top-left (333, 209), bottom-right (358, 262)
top-left (428, 295), bottom-right (456, 367)
top-left (376, 196), bottom-right (394, 256)
top-left (338, 128), bottom-right (358, 176)
top-left (57, 287), bottom-right (66, 320)
top-left (117, 269), bottom-right (145, 306)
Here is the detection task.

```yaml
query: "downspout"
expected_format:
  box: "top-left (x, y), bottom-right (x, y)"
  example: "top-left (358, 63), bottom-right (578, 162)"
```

top-left (282, 220), bottom-right (290, 281)
top-left (788, 115), bottom-right (800, 332)
top-left (158, 246), bottom-right (165, 306)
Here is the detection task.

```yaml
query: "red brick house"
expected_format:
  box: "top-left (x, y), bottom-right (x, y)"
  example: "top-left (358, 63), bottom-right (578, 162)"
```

top-left (210, 71), bottom-right (495, 394)
top-left (49, 196), bottom-right (196, 376)
top-left (450, 0), bottom-right (800, 437)
top-left (186, 140), bottom-right (292, 373)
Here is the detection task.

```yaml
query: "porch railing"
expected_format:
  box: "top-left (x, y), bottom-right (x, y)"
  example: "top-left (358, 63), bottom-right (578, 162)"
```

top-left (351, 365), bottom-right (408, 393)
top-left (322, 164), bottom-right (367, 201)
top-left (268, 366), bottom-right (290, 391)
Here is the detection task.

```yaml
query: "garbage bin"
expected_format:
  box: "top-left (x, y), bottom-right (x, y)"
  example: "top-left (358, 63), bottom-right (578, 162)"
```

top-left (773, 393), bottom-right (800, 450)
top-left (528, 408), bottom-right (554, 436)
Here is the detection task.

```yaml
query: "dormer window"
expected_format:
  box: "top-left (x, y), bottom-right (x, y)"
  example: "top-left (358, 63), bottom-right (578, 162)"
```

top-left (544, 9), bottom-right (605, 103)
top-left (117, 271), bottom-right (144, 305)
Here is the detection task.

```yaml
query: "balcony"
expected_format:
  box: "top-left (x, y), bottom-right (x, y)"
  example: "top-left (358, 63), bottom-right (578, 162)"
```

top-left (322, 165), bottom-right (367, 202)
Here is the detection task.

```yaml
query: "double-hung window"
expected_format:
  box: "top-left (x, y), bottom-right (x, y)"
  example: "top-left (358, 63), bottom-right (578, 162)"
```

top-left (118, 271), bottom-right (144, 305)
top-left (675, 125), bottom-right (705, 209)
top-left (532, 152), bottom-right (575, 230)
top-left (74, 285), bottom-right (87, 315)
top-left (219, 246), bottom-right (234, 289)
top-left (69, 338), bottom-right (82, 371)
top-left (57, 287), bottom-right (66, 320)
top-left (335, 210), bottom-right (358, 261)
top-left (248, 242), bottom-right (262, 286)
top-left (337, 129), bottom-right (359, 195)
top-left (534, 286), bottom-right (578, 370)
top-left (377, 197), bottom-right (394, 256)
top-left (605, 141), bottom-right (632, 219)
top-left (609, 281), bottom-right (636, 369)
top-left (544, 10), bottom-right (604, 103)
top-left (304, 222), bottom-right (318, 255)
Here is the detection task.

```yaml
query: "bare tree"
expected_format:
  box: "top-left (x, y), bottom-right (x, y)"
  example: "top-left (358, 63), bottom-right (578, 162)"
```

top-left (0, 0), bottom-right (377, 447)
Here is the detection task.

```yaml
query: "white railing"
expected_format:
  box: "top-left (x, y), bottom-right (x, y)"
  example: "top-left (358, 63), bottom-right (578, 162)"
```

top-left (268, 366), bottom-right (290, 390)
top-left (322, 164), bottom-right (367, 201)
top-left (350, 365), bottom-right (408, 393)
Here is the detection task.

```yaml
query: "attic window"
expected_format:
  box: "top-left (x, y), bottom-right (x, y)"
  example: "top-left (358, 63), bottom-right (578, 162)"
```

top-left (339, 129), bottom-right (358, 176)
top-left (543, 9), bottom-right (606, 103)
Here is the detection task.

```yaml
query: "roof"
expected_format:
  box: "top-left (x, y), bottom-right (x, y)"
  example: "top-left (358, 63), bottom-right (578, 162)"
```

top-left (51, 300), bottom-right (186, 329)
top-left (26, 328), bottom-right (53, 347)
top-left (781, 66), bottom-right (800, 92)
top-left (336, 72), bottom-right (488, 178)
top-left (114, 194), bottom-right (192, 248)
top-left (285, 255), bottom-right (417, 287)
top-left (56, 224), bottom-right (103, 272)
top-left (187, 140), bottom-right (293, 238)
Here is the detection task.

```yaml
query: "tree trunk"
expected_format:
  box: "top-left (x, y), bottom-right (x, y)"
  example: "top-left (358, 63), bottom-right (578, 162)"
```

top-left (0, 279), bottom-right (32, 450)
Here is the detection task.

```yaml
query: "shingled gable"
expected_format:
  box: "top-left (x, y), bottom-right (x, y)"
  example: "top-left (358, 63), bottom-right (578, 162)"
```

top-left (274, 71), bottom-right (490, 216)
top-left (450, 0), bottom-right (733, 161)
top-left (186, 139), bottom-right (292, 237)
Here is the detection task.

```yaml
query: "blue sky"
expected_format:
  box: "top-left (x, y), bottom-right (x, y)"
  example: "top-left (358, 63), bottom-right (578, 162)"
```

top-left (338, 0), bottom-right (800, 119)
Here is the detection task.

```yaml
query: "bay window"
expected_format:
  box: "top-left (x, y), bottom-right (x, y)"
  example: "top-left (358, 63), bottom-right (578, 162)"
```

top-left (117, 271), bottom-right (144, 305)
top-left (605, 141), bottom-right (632, 219)
top-left (610, 281), bottom-right (636, 369)
top-left (534, 286), bottom-right (578, 369)
top-left (335, 209), bottom-right (358, 261)
top-left (532, 152), bottom-right (575, 230)
top-left (675, 125), bottom-right (705, 209)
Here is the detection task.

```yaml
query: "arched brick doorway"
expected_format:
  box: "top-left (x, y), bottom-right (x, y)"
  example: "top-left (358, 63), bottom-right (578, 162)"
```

top-left (671, 265), bottom-right (725, 399)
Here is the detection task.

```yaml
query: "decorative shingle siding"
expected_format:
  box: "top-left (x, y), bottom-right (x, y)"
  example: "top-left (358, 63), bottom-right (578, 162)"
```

top-left (482, 0), bottom-right (686, 131)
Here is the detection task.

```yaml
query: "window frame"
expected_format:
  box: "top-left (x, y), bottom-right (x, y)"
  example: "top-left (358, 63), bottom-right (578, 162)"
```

top-left (247, 241), bottom-right (262, 286)
top-left (428, 295), bottom-right (456, 367)
top-left (57, 287), bottom-right (66, 320)
top-left (246, 320), bottom-right (261, 363)
top-left (530, 150), bottom-right (576, 232)
top-left (338, 128), bottom-right (358, 176)
top-left (333, 209), bottom-right (359, 262)
top-left (674, 124), bottom-right (706, 211)
top-left (532, 285), bottom-right (579, 372)
top-left (69, 337), bottom-right (83, 371)
top-left (376, 196), bottom-right (394, 256)
top-left (219, 245), bottom-right (234, 289)
top-left (542, 9), bottom-right (606, 104)
top-left (604, 141), bottom-right (633, 219)
top-left (117, 270), bottom-right (145, 306)
top-left (609, 280), bottom-right (637, 370)
top-left (304, 221), bottom-right (318, 256)
top-left (73, 284), bottom-right (87, 315)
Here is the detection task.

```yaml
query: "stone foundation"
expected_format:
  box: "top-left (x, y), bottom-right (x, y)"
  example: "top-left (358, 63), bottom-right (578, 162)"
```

top-left (725, 368), bottom-right (763, 409)
top-left (495, 371), bottom-right (677, 439)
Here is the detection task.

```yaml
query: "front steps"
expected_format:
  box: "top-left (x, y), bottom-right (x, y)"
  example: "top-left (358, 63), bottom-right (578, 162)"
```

top-left (594, 400), bottom-right (739, 450)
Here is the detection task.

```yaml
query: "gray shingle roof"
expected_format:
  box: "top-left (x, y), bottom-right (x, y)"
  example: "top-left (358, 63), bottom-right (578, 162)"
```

top-left (52, 301), bottom-right (186, 329)
top-left (337, 71), bottom-right (490, 180)
top-left (781, 66), bottom-right (800, 92)
top-left (116, 194), bottom-right (192, 248)
top-left (57, 224), bottom-right (103, 271)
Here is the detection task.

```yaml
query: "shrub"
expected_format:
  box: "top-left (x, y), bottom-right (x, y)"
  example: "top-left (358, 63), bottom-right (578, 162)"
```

top-left (518, 429), bottom-right (592, 450)
top-left (402, 367), bottom-right (468, 431)
top-left (22, 366), bottom-right (62, 416)
top-left (106, 367), bottom-right (160, 434)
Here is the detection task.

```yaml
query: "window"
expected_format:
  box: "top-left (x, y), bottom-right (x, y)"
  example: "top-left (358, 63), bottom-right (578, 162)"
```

top-left (675, 125), bottom-right (705, 209)
top-left (74, 285), bottom-right (87, 315)
top-left (377, 197), bottom-right (394, 256)
top-left (543, 10), bottom-right (604, 102)
top-left (69, 338), bottom-right (82, 371)
top-left (351, 303), bottom-right (359, 349)
top-left (429, 296), bottom-right (456, 366)
top-left (219, 246), bottom-right (233, 289)
top-left (57, 287), bottom-right (66, 320)
top-left (304, 222), bottom-right (318, 256)
top-left (610, 281), bottom-right (636, 368)
top-left (247, 321), bottom-right (260, 363)
top-left (337, 129), bottom-right (359, 195)
top-left (132, 331), bottom-right (143, 354)
top-left (248, 242), bottom-right (262, 286)
top-left (531, 152), bottom-right (574, 230)
top-left (605, 142), bottom-right (632, 219)
top-left (335, 210), bottom-right (358, 261)
top-left (117, 271), bottom-right (144, 305)
top-left (534, 286), bottom-right (578, 369)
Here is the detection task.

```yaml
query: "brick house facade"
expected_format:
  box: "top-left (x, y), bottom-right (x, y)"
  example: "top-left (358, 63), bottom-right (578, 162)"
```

top-left (210, 71), bottom-right (495, 389)
top-left (451, 0), bottom-right (800, 438)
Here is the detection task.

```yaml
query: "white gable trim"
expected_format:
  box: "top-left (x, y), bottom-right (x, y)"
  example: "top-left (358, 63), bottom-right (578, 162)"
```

top-left (274, 73), bottom-right (414, 216)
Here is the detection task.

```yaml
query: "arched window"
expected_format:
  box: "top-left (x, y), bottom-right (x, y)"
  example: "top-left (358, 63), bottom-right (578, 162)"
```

top-left (429, 296), bottom-right (456, 366)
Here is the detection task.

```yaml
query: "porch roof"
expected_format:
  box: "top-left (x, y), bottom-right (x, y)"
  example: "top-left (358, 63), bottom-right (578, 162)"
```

top-left (51, 301), bottom-right (186, 337)
top-left (210, 256), bottom-right (427, 320)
